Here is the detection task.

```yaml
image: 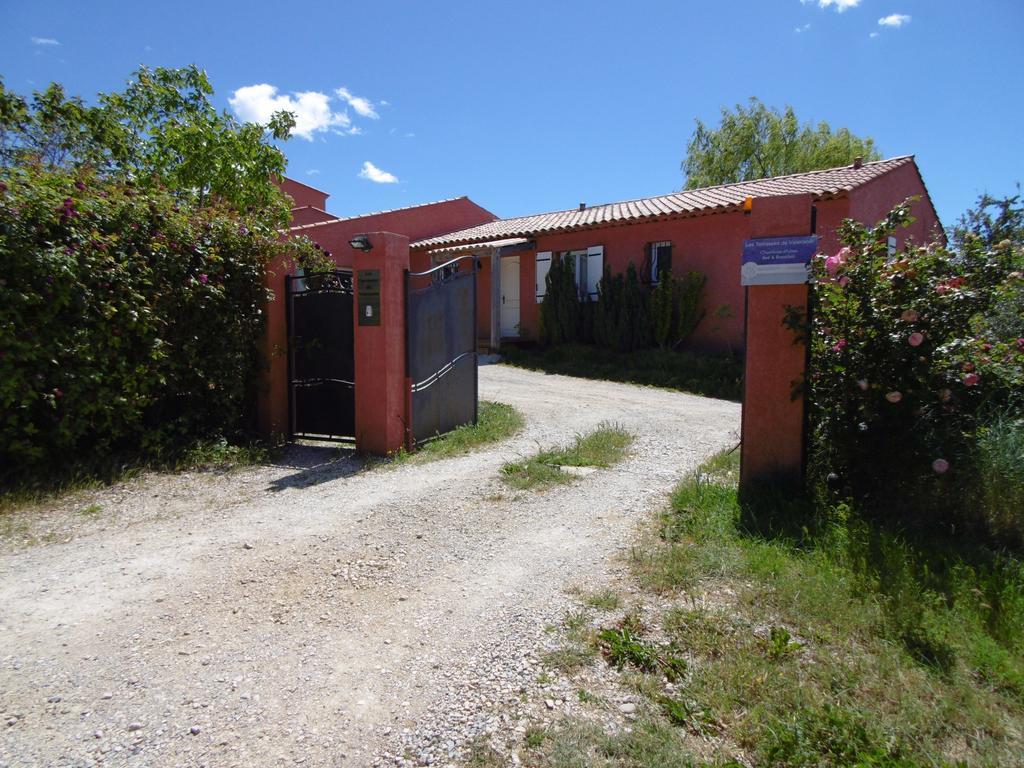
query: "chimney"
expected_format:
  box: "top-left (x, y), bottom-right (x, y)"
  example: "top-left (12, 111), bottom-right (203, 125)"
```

top-left (579, 202), bottom-right (586, 211)
top-left (852, 156), bottom-right (863, 170)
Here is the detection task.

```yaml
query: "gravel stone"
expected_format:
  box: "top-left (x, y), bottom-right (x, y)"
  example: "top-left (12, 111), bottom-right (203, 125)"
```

top-left (0, 366), bottom-right (739, 767)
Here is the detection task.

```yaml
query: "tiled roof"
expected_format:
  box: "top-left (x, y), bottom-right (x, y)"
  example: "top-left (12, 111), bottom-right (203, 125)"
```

top-left (412, 157), bottom-right (915, 249)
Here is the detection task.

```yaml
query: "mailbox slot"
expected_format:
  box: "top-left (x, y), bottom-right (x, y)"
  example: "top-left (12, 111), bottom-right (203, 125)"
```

top-left (357, 269), bottom-right (381, 326)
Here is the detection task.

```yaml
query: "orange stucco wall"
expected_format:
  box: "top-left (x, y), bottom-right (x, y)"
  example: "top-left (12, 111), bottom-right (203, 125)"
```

top-left (847, 163), bottom-right (943, 247)
top-left (289, 206), bottom-right (338, 227)
top-left (279, 177), bottom-right (329, 210)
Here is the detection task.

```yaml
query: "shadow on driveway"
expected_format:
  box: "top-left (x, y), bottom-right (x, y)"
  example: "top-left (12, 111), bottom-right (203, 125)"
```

top-left (266, 442), bottom-right (369, 492)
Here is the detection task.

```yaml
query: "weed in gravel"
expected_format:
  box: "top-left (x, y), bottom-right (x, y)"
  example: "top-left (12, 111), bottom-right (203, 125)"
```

top-left (597, 627), bottom-right (686, 682)
top-left (544, 645), bottom-right (597, 674)
top-left (500, 424), bottom-right (631, 491)
top-left (392, 401), bottom-right (524, 465)
top-left (78, 503), bottom-right (103, 517)
top-left (583, 588), bottom-right (622, 611)
top-left (524, 725), bottom-right (547, 748)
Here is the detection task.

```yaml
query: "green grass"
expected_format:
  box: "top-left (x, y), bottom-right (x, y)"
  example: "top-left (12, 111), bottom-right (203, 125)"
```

top-left (500, 343), bottom-right (743, 402)
top-left (391, 401), bottom-right (524, 465)
top-left (524, 450), bottom-right (1024, 767)
top-left (583, 588), bottom-right (623, 611)
top-left (500, 424), bottom-right (632, 490)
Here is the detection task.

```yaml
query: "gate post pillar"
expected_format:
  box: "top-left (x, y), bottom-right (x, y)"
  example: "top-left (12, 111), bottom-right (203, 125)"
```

top-left (352, 232), bottom-right (410, 455)
top-left (740, 194), bottom-right (814, 499)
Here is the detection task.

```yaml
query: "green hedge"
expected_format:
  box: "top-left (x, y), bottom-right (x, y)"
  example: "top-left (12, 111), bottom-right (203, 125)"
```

top-left (0, 167), bottom-right (313, 484)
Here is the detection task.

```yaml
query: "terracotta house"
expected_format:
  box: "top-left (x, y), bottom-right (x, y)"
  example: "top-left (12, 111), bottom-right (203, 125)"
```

top-left (410, 156), bottom-right (941, 353)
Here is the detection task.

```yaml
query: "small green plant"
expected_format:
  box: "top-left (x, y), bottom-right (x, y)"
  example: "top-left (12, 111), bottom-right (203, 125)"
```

top-left (762, 626), bottom-right (801, 660)
top-left (597, 627), bottom-right (687, 682)
top-left (500, 424), bottom-right (631, 490)
top-left (78, 503), bottom-right (103, 517)
top-left (524, 726), bottom-right (547, 748)
top-left (583, 589), bottom-right (622, 611)
top-left (392, 401), bottom-right (524, 466)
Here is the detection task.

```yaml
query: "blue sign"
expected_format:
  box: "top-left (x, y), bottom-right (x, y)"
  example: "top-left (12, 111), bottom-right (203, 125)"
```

top-left (741, 235), bottom-right (818, 286)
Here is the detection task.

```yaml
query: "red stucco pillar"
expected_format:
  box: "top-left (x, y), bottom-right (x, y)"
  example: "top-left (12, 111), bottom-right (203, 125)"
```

top-left (740, 194), bottom-right (814, 495)
top-left (257, 253), bottom-right (291, 439)
top-left (353, 232), bottom-right (410, 455)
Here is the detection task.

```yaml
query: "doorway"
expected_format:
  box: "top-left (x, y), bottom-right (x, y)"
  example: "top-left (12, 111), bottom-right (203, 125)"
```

top-left (500, 256), bottom-right (520, 337)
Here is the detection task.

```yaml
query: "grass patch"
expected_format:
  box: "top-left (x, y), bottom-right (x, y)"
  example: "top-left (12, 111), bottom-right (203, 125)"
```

top-left (501, 343), bottom-right (743, 402)
top-left (583, 589), bottom-right (623, 611)
top-left (501, 424), bottom-right (631, 490)
top-left (524, 449), bottom-right (1024, 766)
top-left (393, 401), bottom-right (524, 465)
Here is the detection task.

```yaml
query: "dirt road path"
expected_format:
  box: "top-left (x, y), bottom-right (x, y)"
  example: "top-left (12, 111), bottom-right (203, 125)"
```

top-left (0, 365), bottom-right (739, 768)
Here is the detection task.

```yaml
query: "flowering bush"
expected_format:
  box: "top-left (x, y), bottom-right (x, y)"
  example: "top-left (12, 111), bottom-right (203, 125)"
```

top-left (0, 166), bottom-right (316, 483)
top-left (804, 201), bottom-right (1023, 533)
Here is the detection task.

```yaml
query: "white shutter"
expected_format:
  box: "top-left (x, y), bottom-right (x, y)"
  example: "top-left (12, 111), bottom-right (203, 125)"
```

top-left (585, 245), bottom-right (604, 300)
top-left (535, 251), bottom-right (552, 302)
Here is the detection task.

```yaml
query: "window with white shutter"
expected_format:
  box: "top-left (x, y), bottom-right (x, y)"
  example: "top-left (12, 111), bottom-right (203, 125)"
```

top-left (585, 245), bottom-right (604, 300)
top-left (535, 251), bottom-right (552, 302)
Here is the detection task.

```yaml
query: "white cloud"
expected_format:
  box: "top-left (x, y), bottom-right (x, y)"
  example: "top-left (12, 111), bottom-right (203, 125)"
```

top-left (336, 87), bottom-right (379, 119)
top-left (795, 23), bottom-right (812, 33)
top-left (878, 13), bottom-right (911, 27)
top-left (30, 37), bottom-right (60, 45)
top-left (229, 84), bottom-right (351, 141)
top-left (801, 0), bottom-right (860, 11)
top-left (870, 31), bottom-right (880, 38)
top-left (306, 169), bottom-right (320, 176)
top-left (358, 161), bottom-right (398, 184)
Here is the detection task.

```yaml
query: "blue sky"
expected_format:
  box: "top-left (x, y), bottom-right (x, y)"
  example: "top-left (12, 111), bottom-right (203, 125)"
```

top-left (2, 0), bottom-right (1021, 227)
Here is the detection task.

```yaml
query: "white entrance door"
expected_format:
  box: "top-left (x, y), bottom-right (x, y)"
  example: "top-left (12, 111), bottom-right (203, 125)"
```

top-left (500, 256), bottom-right (520, 337)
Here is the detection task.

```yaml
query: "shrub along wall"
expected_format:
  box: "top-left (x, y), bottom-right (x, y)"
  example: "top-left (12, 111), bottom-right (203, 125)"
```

top-left (0, 167), bottom-right (315, 484)
top-left (539, 256), bottom-right (707, 353)
top-left (804, 202), bottom-right (1024, 542)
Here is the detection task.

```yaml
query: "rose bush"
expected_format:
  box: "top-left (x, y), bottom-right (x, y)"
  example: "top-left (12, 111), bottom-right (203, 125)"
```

top-left (804, 201), bottom-right (1023, 536)
top-left (0, 166), bottom-right (316, 483)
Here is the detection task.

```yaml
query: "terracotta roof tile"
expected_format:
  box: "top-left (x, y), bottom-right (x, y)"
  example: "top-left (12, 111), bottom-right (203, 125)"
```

top-left (412, 157), bottom-right (915, 250)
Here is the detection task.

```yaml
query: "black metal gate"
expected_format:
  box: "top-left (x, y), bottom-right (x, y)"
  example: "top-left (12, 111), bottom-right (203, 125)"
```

top-left (286, 270), bottom-right (355, 441)
top-left (406, 256), bottom-right (478, 444)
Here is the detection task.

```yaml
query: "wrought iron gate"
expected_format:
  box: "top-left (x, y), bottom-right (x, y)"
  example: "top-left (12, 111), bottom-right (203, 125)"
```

top-left (286, 270), bottom-right (355, 441)
top-left (406, 256), bottom-right (478, 444)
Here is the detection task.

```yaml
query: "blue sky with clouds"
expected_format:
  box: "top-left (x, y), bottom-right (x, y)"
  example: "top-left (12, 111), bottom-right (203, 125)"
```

top-left (2, 0), bottom-right (1021, 226)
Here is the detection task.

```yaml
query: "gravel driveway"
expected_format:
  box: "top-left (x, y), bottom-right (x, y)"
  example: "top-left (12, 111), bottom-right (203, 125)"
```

top-left (0, 365), bottom-right (740, 768)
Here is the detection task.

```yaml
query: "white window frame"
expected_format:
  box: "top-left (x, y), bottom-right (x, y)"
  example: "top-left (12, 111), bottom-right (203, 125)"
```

top-left (535, 251), bottom-right (552, 302)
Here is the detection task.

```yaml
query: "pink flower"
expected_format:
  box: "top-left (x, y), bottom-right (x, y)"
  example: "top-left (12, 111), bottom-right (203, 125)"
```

top-left (886, 391), bottom-right (903, 403)
top-left (824, 247), bottom-right (850, 277)
top-left (932, 458), bottom-right (950, 474)
top-left (963, 373), bottom-right (980, 387)
top-left (908, 332), bottom-right (924, 347)
top-left (857, 379), bottom-right (869, 391)
top-left (900, 309), bottom-right (919, 322)
top-left (53, 388), bottom-right (63, 399)
top-left (838, 276), bottom-right (851, 287)
top-left (832, 339), bottom-right (847, 353)
top-left (198, 274), bottom-right (208, 284)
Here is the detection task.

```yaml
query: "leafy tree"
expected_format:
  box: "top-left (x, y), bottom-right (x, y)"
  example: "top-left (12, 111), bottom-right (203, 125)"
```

top-left (0, 66), bottom-right (296, 224)
top-left (682, 98), bottom-right (880, 189)
top-left (951, 188), bottom-right (1023, 250)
